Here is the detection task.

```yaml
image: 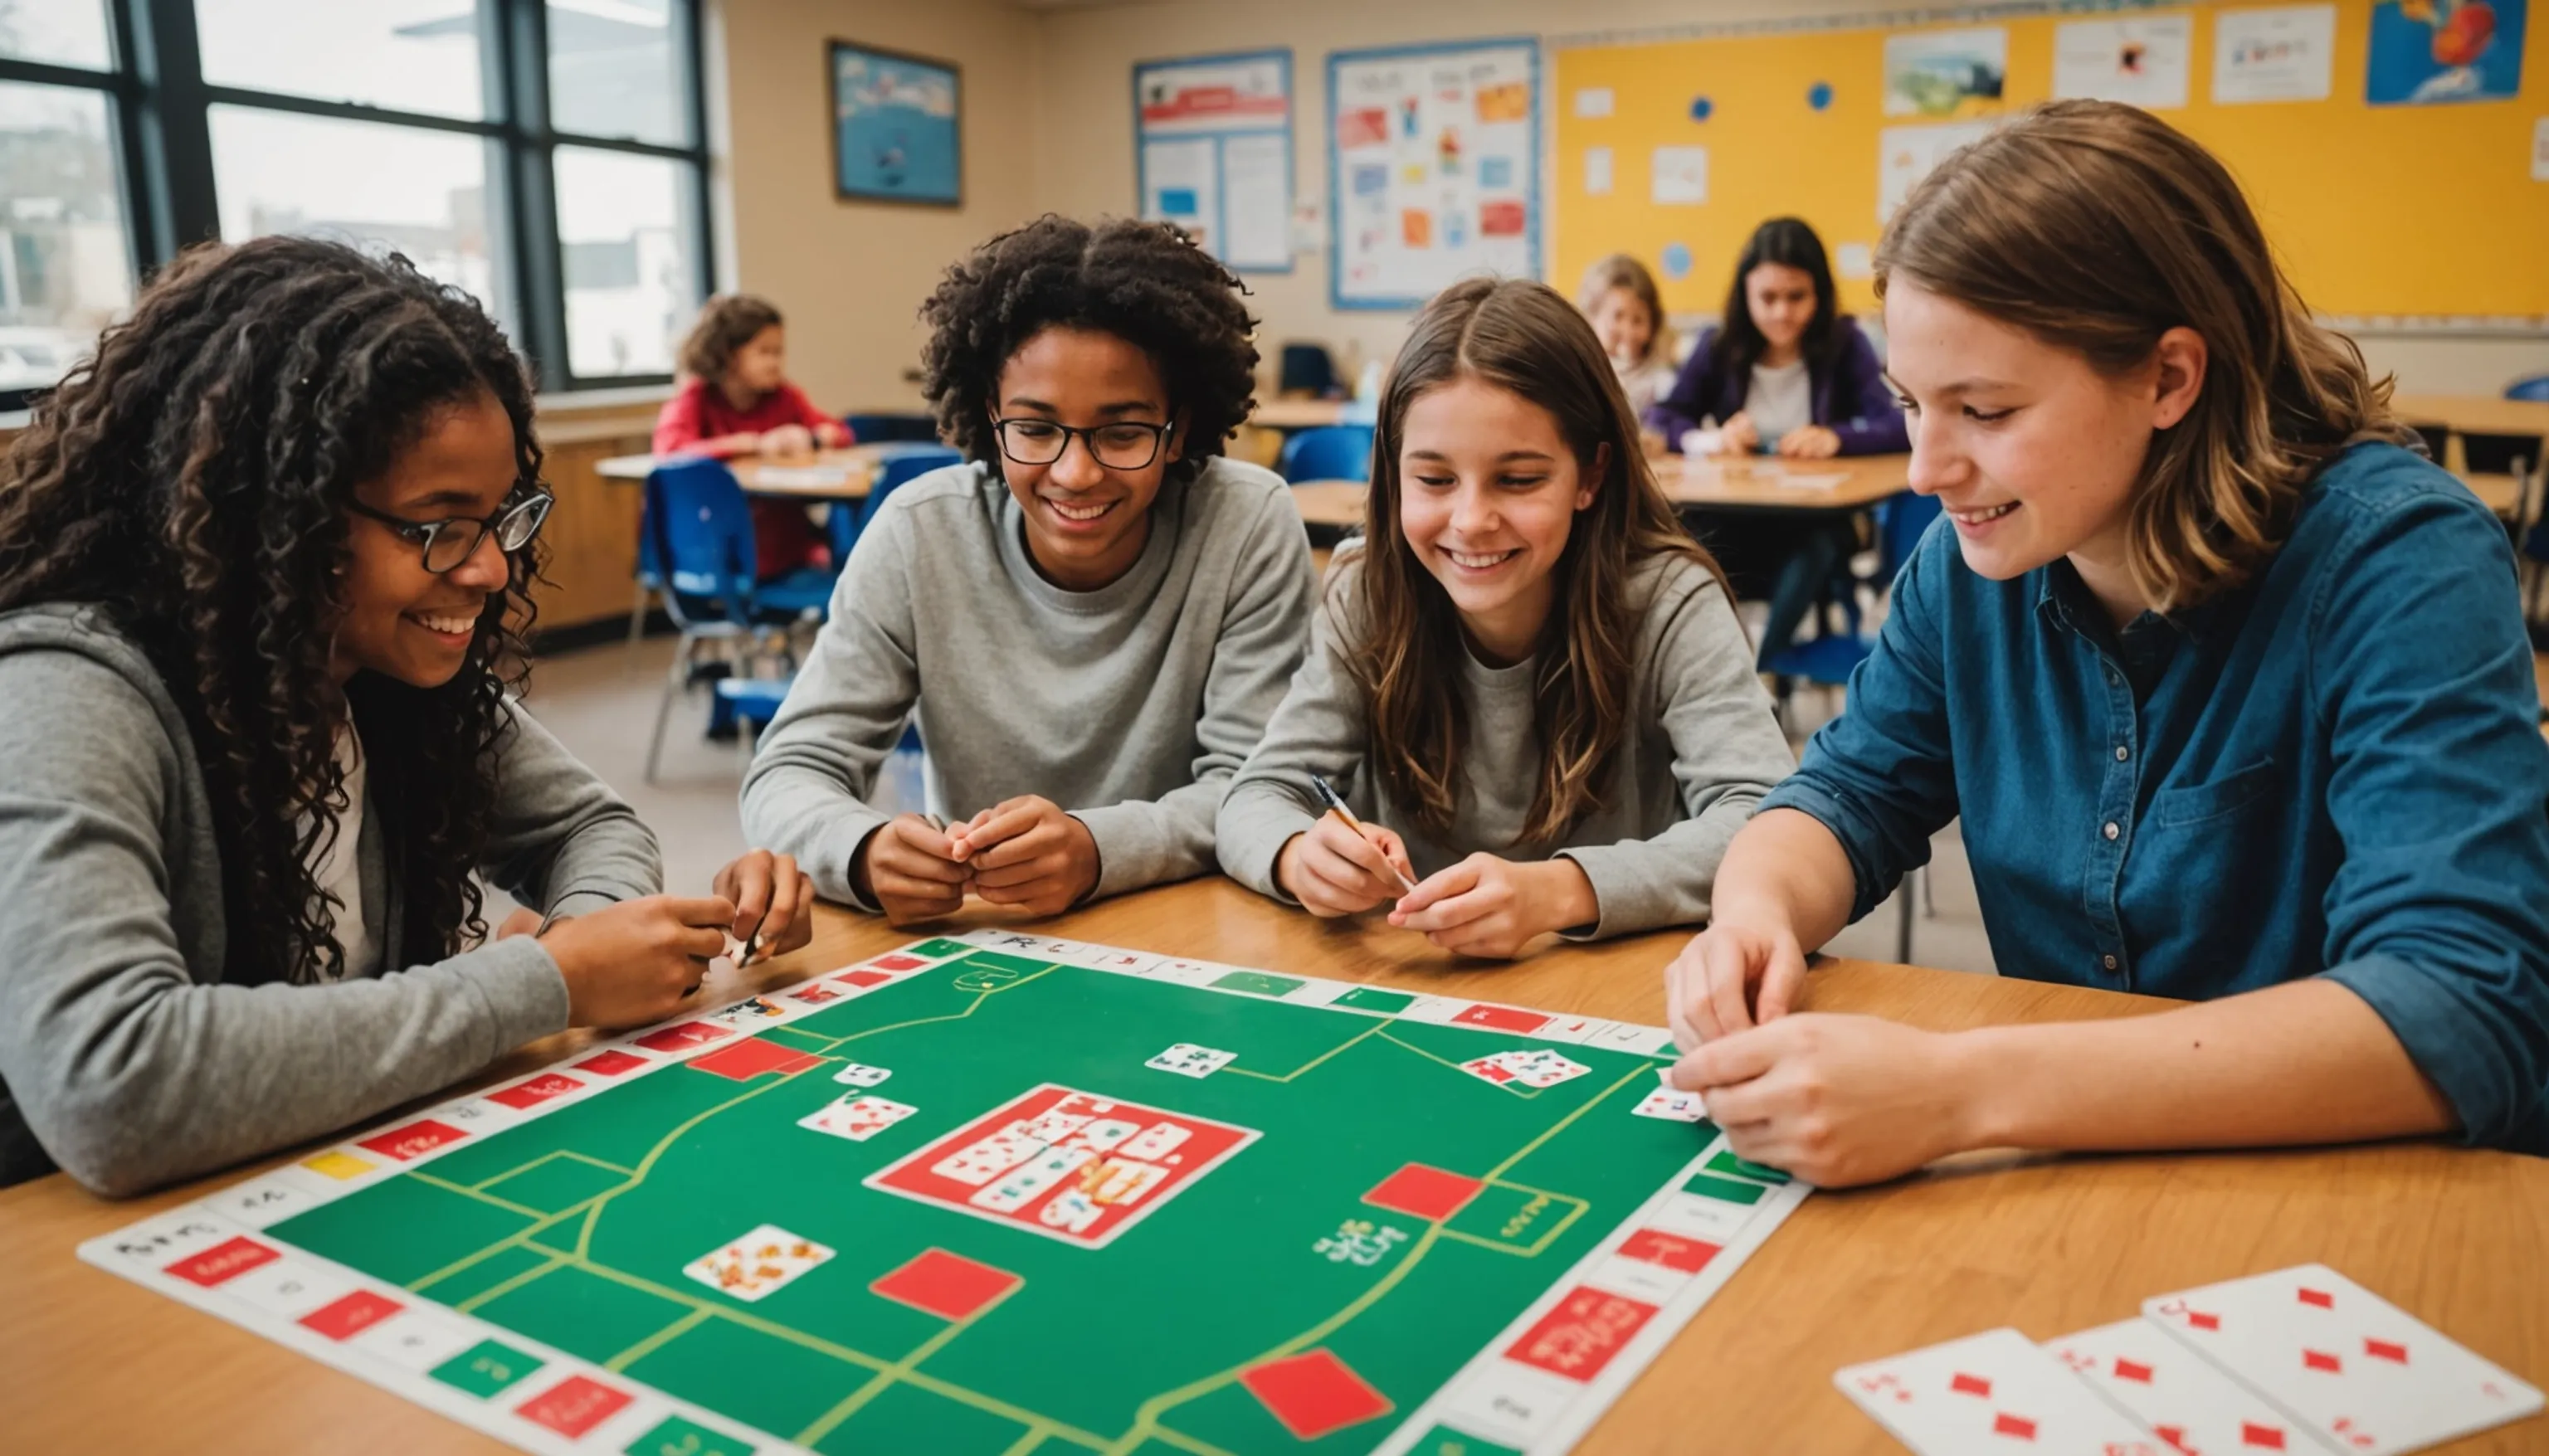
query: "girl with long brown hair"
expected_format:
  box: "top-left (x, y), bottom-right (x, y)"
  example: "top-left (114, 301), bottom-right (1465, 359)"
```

top-left (1216, 278), bottom-right (1793, 957)
top-left (1665, 101), bottom-right (2549, 1183)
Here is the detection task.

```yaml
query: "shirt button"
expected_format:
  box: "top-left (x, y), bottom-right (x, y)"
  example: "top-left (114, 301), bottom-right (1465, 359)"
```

top-left (2103, 821), bottom-right (2120, 840)
top-left (2103, 954), bottom-right (2118, 971)
top-left (2115, 745), bottom-right (2130, 762)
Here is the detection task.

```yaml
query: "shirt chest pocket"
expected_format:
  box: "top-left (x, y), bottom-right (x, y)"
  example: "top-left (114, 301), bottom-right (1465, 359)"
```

top-left (2148, 757), bottom-right (2280, 828)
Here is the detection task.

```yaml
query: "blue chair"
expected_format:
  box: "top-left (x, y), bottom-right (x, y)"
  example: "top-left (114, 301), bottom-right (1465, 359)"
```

top-left (829, 444), bottom-right (963, 563)
top-left (844, 411), bottom-right (940, 443)
top-left (641, 459), bottom-right (831, 782)
top-left (1277, 343), bottom-right (1339, 399)
top-left (1279, 425), bottom-right (1375, 484)
top-left (1763, 490), bottom-right (1943, 704)
top-left (2506, 375), bottom-right (2549, 403)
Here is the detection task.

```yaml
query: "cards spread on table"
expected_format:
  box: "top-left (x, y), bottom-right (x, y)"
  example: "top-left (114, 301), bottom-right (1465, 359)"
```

top-left (1835, 1327), bottom-right (2163, 1454)
top-left (682, 1224), bottom-right (832, 1303)
top-left (2142, 1264), bottom-right (2544, 1455)
top-left (1456, 1048), bottom-right (1592, 1090)
top-left (2047, 1318), bottom-right (2333, 1455)
top-left (1145, 1043), bottom-right (1234, 1078)
top-left (797, 1095), bottom-right (917, 1142)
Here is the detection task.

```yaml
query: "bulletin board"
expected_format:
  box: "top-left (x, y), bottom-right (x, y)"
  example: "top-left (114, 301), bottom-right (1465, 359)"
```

top-left (1328, 38), bottom-right (1543, 310)
top-left (1133, 49), bottom-right (1295, 274)
top-left (1552, 2), bottom-right (2549, 326)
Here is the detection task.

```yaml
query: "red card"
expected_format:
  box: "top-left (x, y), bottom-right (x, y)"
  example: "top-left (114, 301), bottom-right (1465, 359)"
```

top-left (633, 1022), bottom-right (730, 1053)
top-left (572, 1049), bottom-right (646, 1077)
top-left (688, 1036), bottom-right (822, 1081)
top-left (869, 1248), bottom-right (1021, 1322)
top-left (870, 954), bottom-right (924, 971)
top-left (1508, 1286), bottom-right (1661, 1383)
top-left (1240, 1348), bottom-right (1393, 1440)
top-left (356, 1118), bottom-right (466, 1161)
top-left (1617, 1228), bottom-right (1721, 1274)
top-left (515, 1375), bottom-right (631, 1438)
top-left (1451, 1003), bottom-right (1548, 1034)
top-left (488, 1073), bottom-right (582, 1110)
top-left (300, 1290), bottom-right (402, 1341)
top-left (1362, 1163), bottom-right (1485, 1223)
top-left (165, 1235), bottom-right (278, 1288)
top-left (836, 969), bottom-right (894, 988)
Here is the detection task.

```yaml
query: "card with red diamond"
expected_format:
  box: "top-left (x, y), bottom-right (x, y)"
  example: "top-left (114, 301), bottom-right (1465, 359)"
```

top-left (1834, 1327), bottom-right (2162, 1454)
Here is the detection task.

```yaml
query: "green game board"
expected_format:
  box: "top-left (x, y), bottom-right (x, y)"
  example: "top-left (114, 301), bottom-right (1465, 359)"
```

top-left (81, 933), bottom-right (1808, 1456)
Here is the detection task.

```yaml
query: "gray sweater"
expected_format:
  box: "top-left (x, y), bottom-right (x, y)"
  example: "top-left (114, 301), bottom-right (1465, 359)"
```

top-left (740, 457), bottom-right (1317, 907)
top-left (1216, 548), bottom-right (1796, 939)
top-left (0, 604), bottom-right (660, 1195)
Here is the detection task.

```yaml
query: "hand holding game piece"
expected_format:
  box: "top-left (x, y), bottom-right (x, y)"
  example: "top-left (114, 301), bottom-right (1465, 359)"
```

top-left (959, 796), bottom-right (1101, 918)
top-left (1276, 816), bottom-right (1418, 918)
top-left (758, 422), bottom-right (816, 457)
top-left (1775, 423), bottom-right (1841, 459)
top-left (851, 814), bottom-right (974, 925)
top-left (1388, 853), bottom-right (1597, 957)
top-left (1714, 411), bottom-right (1761, 456)
top-left (713, 849), bottom-right (813, 962)
top-left (813, 419), bottom-right (851, 449)
top-left (539, 894), bottom-right (736, 1030)
top-left (1673, 1011), bottom-right (1977, 1186)
top-left (1664, 918), bottom-right (1811, 1049)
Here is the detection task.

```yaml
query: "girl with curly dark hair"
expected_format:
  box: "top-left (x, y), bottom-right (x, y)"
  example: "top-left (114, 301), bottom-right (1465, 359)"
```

top-left (741, 215), bottom-right (1316, 923)
top-left (0, 236), bottom-right (813, 1195)
top-left (1216, 278), bottom-right (1793, 958)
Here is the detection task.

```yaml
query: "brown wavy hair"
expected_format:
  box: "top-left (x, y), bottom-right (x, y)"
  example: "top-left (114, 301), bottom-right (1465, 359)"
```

top-left (1876, 100), bottom-right (2410, 613)
top-left (0, 236), bottom-right (544, 984)
top-left (677, 293), bottom-right (784, 382)
top-left (1348, 276), bottom-right (1727, 845)
top-left (1577, 251), bottom-right (1675, 373)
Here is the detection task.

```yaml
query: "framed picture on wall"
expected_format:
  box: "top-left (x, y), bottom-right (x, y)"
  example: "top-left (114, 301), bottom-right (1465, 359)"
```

top-left (829, 40), bottom-right (963, 207)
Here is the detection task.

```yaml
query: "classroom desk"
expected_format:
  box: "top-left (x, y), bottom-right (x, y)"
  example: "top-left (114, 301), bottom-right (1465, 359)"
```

top-left (1662, 451), bottom-right (1912, 512)
top-left (1251, 397), bottom-right (1348, 431)
top-left (2, 879), bottom-right (2541, 1454)
top-left (592, 446), bottom-right (886, 500)
top-left (2393, 393), bottom-right (2549, 443)
top-left (1288, 479), bottom-right (1367, 528)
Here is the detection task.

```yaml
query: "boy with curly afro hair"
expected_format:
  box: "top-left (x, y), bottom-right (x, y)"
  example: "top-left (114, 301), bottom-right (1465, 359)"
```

top-left (742, 216), bottom-right (1317, 922)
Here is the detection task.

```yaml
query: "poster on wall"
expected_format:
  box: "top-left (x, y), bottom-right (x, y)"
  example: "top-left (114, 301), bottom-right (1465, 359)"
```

top-left (1882, 27), bottom-right (2007, 118)
top-left (2213, 4), bottom-right (2338, 103)
top-left (2367, 0), bottom-right (2527, 105)
top-left (1134, 51), bottom-right (1294, 272)
top-left (1328, 38), bottom-right (1540, 311)
top-left (830, 41), bottom-right (961, 207)
top-left (1879, 119), bottom-right (1996, 222)
top-left (2052, 15), bottom-right (2194, 108)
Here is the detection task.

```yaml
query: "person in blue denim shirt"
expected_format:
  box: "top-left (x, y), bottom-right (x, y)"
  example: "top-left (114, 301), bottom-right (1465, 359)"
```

top-left (1663, 100), bottom-right (2549, 1187)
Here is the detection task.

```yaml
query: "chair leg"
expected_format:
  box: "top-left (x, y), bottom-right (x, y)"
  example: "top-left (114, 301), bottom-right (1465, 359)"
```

top-left (624, 582), bottom-right (652, 674)
top-left (644, 635), bottom-right (692, 785)
top-left (1895, 869), bottom-right (1916, 964)
top-left (1922, 861), bottom-right (1937, 918)
top-left (736, 713), bottom-right (757, 775)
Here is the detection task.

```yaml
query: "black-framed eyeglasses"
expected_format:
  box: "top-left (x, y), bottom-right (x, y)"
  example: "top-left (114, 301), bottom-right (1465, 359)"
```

top-left (990, 416), bottom-right (1176, 471)
top-left (347, 489), bottom-right (554, 575)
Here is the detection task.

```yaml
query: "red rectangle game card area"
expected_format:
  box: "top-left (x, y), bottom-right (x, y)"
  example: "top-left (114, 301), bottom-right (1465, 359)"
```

top-left (865, 1083), bottom-right (1258, 1250)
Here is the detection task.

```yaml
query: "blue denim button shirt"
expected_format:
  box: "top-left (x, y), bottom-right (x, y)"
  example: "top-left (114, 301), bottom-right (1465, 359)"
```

top-left (1759, 442), bottom-right (2549, 1152)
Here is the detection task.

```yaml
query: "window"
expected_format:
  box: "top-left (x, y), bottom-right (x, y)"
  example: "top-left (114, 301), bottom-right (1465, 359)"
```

top-left (0, 0), bottom-right (713, 411)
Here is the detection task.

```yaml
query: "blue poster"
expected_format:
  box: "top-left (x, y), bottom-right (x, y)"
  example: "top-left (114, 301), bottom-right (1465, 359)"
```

top-left (2367, 0), bottom-right (2527, 105)
top-left (832, 43), bottom-right (961, 206)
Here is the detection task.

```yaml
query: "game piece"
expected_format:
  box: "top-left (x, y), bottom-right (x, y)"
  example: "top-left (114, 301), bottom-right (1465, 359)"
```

top-left (79, 935), bottom-right (1808, 1456)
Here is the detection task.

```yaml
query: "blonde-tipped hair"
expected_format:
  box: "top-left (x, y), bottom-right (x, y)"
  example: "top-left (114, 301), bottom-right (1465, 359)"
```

top-left (1876, 100), bottom-right (2410, 613)
top-left (1577, 252), bottom-right (1675, 373)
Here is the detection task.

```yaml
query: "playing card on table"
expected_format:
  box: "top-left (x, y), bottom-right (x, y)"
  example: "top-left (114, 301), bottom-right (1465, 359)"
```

top-left (1835, 1327), bottom-right (2166, 1454)
top-left (831, 1061), bottom-right (890, 1088)
top-left (683, 1224), bottom-right (833, 1303)
top-left (2047, 1318), bottom-right (2337, 1455)
top-left (1458, 1054), bottom-right (1519, 1087)
top-left (1494, 1048), bottom-right (1591, 1089)
top-left (2143, 1264), bottom-right (2545, 1455)
top-left (972, 1146), bottom-right (1094, 1213)
top-left (797, 1095), bottom-right (917, 1142)
top-left (931, 1127), bottom-right (1045, 1186)
top-left (1630, 1069), bottom-right (1708, 1122)
top-left (1145, 1043), bottom-right (1235, 1079)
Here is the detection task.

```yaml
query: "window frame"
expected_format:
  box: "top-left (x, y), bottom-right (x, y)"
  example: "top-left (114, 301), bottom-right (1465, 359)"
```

top-left (0, 0), bottom-right (714, 411)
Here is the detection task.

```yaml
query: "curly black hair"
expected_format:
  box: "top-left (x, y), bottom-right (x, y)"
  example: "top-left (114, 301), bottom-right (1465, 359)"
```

top-left (918, 215), bottom-right (1259, 487)
top-left (0, 235), bottom-right (544, 986)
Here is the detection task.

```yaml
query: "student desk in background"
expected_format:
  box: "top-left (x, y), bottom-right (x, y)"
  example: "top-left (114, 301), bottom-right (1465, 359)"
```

top-left (2393, 394), bottom-right (2549, 446)
top-left (1286, 456), bottom-right (1914, 532)
top-left (592, 445), bottom-right (893, 500)
top-left (1, 879), bottom-right (2540, 1454)
top-left (1250, 397), bottom-right (1348, 431)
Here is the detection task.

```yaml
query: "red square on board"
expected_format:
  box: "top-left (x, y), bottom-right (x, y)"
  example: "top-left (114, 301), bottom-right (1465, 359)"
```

top-left (357, 1118), bottom-right (466, 1161)
top-left (489, 1073), bottom-right (583, 1110)
top-left (1507, 1286), bottom-right (1661, 1383)
top-left (1362, 1163), bottom-right (1485, 1222)
top-left (515, 1375), bottom-right (631, 1439)
top-left (687, 1036), bottom-right (822, 1081)
top-left (836, 969), bottom-right (894, 988)
top-left (166, 1235), bottom-right (278, 1288)
top-left (869, 1248), bottom-right (1021, 1321)
top-left (870, 954), bottom-right (924, 971)
top-left (300, 1289), bottom-right (402, 1341)
top-left (787, 982), bottom-right (841, 1005)
top-left (1239, 1348), bottom-right (1393, 1441)
top-left (633, 1021), bottom-right (731, 1053)
top-left (1616, 1228), bottom-right (1719, 1274)
top-left (573, 1049), bottom-right (646, 1077)
top-left (1451, 1003), bottom-right (1548, 1034)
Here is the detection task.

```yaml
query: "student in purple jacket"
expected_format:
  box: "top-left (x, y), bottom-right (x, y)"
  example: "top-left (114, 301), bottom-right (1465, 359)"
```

top-left (1645, 218), bottom-right (1909, 665)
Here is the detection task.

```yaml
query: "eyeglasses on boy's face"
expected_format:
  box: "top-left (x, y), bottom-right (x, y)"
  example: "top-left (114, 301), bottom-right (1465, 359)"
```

top-left (988, 416), bottom-right (1176, 471)
top-left (346, 489), bottom-right (554, 575)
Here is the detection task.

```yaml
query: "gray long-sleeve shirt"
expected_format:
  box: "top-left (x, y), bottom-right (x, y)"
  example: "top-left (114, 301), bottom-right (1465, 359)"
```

top-left (1216, 548), bottom-right (1796, 939)
top-left (740, 457), bottom-right (1317, 907)
top-left (0, 603), bottom-right (660, 1195)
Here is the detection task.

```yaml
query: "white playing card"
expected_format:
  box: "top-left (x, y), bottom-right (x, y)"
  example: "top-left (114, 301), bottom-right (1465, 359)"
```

top-left (1835, 1327), bottom-right (2166, 1455)
top-left (797, 1095), bottom-right (916, 1142)
top-left (1458, 1054), bottom-right (1519, 1087)
top-left (1145, 1043), bottom-right (1235, 1079)
top-left (2143, 1264), bottom-right (2545, 1456)
top-left (972, 1146), bottom-right (1093, 1213)
top-left (683, 1224), bottom-right (833, 1303)
top-left (1019, 1109), bottom-right (1093, 1143)
top-left (1064, 1118), bottom-right (1141, 1153)
top-left (1631, 1087), bottom-right (1708, 1122)
top-left (831, 1062), bottom-right (891, 1088)
top-left (1496, 1049), bottom-right (1590, 1089)
top-left (1039, 1188), bottom-right (1104, 1233)
top-left (1115, 1122), bottom-right (1191, 1161)
top-left (2047, 1319), bottom-right (2337, 1455)
top-left (931, 1127), bottom-right (1045, 1186)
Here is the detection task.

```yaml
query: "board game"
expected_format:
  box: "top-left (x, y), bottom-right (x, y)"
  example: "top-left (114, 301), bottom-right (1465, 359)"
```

top-left (81, 932), bottom-right (1808, 1456)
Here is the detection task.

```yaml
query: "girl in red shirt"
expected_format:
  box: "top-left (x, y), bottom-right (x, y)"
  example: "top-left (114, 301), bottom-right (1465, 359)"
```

top-left (653, 295), bottom-right (850, 578)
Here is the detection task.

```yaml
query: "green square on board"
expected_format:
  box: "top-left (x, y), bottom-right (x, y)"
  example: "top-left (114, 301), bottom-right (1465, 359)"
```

top-left (1682, 1171), bottom-right (1767, 1205)
top-left (429, 1337), bottom-right (541, 1398)
top-left (626, 1415), bottom-right (754, 1456)
top-left (1211, 970), bottom-right (1305, 997)
top-left (1333, 986), bottom-right (1416, 1013)
top-left (907, 938), bottom-right (971, 959)
top-left (1707, 1149), bottom-right (1791, 1185)
top-left (1406, 1424), bottom-right (1523, 1456)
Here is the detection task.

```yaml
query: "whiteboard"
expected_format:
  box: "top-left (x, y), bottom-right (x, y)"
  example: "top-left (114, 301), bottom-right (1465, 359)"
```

top-left (1327, 38), bottom-right (1543, 310)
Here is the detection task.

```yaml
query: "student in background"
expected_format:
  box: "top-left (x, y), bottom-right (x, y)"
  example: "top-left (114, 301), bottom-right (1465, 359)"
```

top-left (0, 237), bottom-right (813, 1195)
top-left (1217, 278), bottom-right (1794, 957)
top-left (1578, 253), bottom-right (1678, 431)
top-left (741, 217), bottom-right (1316, 924)
top-left (1667, 101), bottom-right (2549, 1185)
top-left (653, 294), bottom-right (850, 579)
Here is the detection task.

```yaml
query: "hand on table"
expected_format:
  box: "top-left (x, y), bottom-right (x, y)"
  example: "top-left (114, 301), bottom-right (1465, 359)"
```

top-left (814, 421), bottom-right (851, 449)
top-left (714, 849), bottom-right (814, 962)
top-left (852, 814), bottom-right (972, 925)
top-left (951, 796), bottom-right (1100, 918)
top-left (1275, 816), bottom-right (1415, 917)
top-left (1664, 919), bottom-right (1812, 1049)
top-left (540, 895), bottom-right (735, 1029)
top-left (1387, 854), bottom-right (1596, 957)
top-left (759, 423), bottom-right (816, 457)
top-left (1669, 1012), bottom-right (1979, 1186)
top-left (1776, 424), bottom-right (1841, 459)
top-left (1715, 412), bottom-right (1761, 456)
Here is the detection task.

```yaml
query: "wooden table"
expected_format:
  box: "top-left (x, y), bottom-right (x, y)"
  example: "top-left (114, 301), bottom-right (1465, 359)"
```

top-left (4, 880), bottom-right (2541, 1452)
top-left (1289, 479), bottom-right (1367, 529)
top-left (593, 446), bottom-right (891, 499)
top-left (2394, 393), bottom-right (2549, 442)
top-left (1663, 451), bottom-right (1913, 512)
top-left (1252, 397), bottom-right (1348, 431)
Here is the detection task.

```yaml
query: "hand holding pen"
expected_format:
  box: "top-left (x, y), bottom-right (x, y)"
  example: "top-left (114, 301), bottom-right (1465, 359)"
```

top-left (1274, 773), bottom-right (1422, 918)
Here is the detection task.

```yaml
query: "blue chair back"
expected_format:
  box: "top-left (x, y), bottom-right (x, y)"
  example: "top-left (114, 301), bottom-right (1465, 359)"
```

top-left (1279, 425), bottom-right (1375, 484)
top-left (1277, 343), bottom-right (1338, 398)
top-left (830, 444), bottom-right (965, 562)
top-left (844, 411), bottom-right (940, 443)
top-left (643, 458), bottom-right (759, 628)
top-left (1873, 491), bottom-right (1944, 592)
top-left (2506, 375), bottom-right (2549, 403)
